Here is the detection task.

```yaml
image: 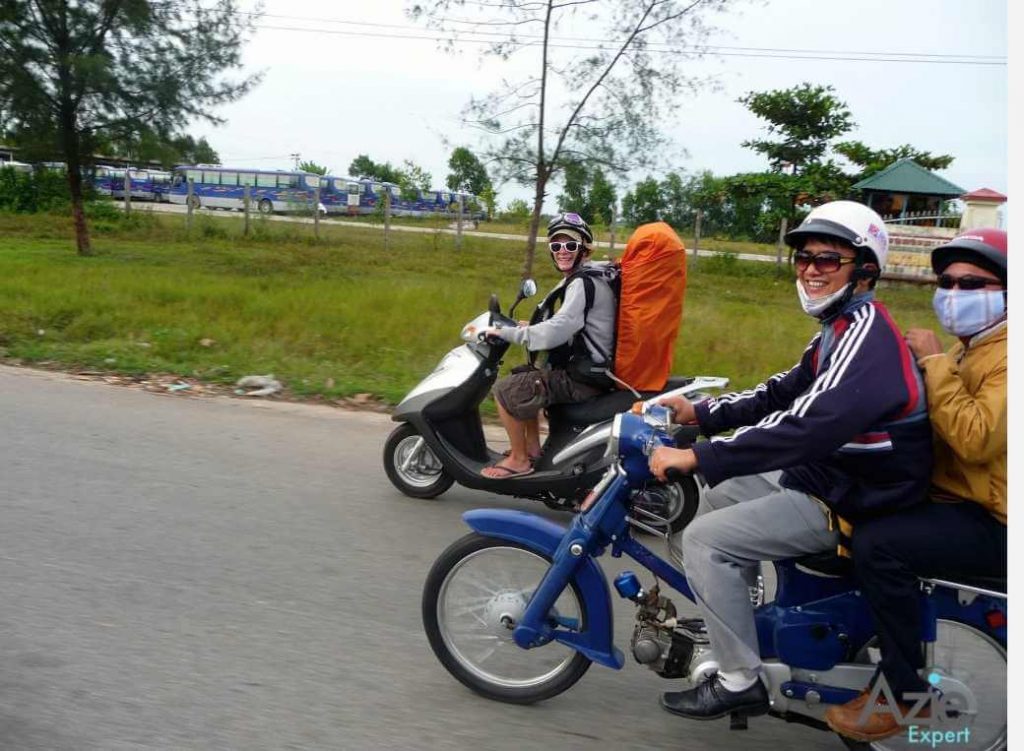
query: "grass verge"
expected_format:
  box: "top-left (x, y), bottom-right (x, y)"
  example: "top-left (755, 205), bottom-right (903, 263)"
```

top-left (0, 209), bottom-right (943, 408)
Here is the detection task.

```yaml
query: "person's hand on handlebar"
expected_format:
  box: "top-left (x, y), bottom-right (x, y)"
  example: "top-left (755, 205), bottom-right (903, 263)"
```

top-left (649, 446), bottom-right (698, 482)
top-left (657, 396), bottom-right (697, 424)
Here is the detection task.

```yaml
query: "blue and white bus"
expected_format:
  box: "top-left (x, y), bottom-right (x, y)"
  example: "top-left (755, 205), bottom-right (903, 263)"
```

top-left (168, 165), bottom-right (325, 214)
top-left (122, 168), bottom-right (172, 202)
top-left (92, 165), bottom-right (124, 196)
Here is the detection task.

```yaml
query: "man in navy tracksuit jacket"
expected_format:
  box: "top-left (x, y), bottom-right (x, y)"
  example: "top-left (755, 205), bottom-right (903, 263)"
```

top-left (648, 201), bottom-right (933, 722)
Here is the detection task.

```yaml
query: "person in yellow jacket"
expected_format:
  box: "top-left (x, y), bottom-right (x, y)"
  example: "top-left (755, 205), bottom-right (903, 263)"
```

top-left (827, 228), bottom-right (1008, 742)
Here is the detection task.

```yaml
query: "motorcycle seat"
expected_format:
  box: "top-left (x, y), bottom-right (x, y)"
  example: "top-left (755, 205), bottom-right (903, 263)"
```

top-left (547, 376), bottom-right (697, 428)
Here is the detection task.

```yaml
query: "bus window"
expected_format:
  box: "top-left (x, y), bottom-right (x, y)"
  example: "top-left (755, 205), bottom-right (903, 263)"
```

top-left (239, 173), bottom-right (256, 186)
top-left (347, 183), bottom-right (359, 194)
top-left (256, 173), bottom-right (277, 188)
top-left (186, 169), bottom-right (202, 184)
top-left (279, 174), bottom-right (299, 188)
top-left (219, 172), bottom-right (239, 186)
top-left (304, 174), bottom-right (320, 189)
top-left (201, 171), bottom-right (221, 185)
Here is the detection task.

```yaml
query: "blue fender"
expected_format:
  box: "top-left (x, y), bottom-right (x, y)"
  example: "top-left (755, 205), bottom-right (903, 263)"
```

top-left (463, 509), bottom-right (625, 670)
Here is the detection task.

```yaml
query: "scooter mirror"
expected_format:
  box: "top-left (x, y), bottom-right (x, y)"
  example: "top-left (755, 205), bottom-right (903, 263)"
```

top-left (520, 278), bottom-right (538, 298)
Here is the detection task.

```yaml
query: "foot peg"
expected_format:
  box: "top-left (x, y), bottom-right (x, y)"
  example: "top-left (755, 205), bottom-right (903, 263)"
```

top-left (729, 712), bottom-right (748, 730)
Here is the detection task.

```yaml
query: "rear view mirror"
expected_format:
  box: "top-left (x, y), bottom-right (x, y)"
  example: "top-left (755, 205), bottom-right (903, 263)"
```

top-left (520, 278), bottom-right (538, 299)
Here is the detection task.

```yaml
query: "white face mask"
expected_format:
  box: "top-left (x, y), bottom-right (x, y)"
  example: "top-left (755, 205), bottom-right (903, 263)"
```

top-left (796, 280), bottom-right (852, 319)
top-left (932, 288), bottom-right (1006, 337)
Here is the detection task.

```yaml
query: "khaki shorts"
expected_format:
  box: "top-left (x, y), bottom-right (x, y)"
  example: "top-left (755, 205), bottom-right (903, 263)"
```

top-left (493, 367), bottom-right (604, 421)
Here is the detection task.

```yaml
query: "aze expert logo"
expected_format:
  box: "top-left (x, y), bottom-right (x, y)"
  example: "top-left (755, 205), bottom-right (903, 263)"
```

top-left (859, 672), bottom-right (974, 747)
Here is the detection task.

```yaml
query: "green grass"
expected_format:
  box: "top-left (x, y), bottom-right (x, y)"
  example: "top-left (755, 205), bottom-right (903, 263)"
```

top-left (0, 209), bottom-right (942, 405)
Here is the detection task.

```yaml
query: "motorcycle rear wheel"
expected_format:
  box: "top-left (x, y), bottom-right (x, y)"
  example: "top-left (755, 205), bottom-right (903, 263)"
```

top-left (422, 532), bottom-right (592, 704)
top-left (839, 618), bottom-right (1006, 751)
top-left (383, 423), bottom-right (454, 499)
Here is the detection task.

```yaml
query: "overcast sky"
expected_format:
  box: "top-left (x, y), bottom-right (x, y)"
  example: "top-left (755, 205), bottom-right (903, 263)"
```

top-left (191, 0), bottom-right (1009, 215)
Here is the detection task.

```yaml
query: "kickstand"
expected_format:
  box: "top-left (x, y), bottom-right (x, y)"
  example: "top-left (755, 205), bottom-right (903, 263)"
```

top-left (729, 713), bottom-right (748, 731)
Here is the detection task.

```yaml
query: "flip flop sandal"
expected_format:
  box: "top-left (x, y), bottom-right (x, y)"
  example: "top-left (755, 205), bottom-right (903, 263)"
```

top-left (481, 462), bottom-right (536, 479)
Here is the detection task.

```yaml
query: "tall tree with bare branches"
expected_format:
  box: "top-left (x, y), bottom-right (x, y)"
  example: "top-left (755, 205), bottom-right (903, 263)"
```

top-left (409, 0), bottom-right (730, 277)
top-left (0, 1), bottom-right (260, 255)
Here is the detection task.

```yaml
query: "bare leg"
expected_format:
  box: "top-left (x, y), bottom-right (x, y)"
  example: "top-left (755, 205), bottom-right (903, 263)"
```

top-left (524, 417), bottom-right (542, 458)
top-left (482, 400), bottom-right (533, 477)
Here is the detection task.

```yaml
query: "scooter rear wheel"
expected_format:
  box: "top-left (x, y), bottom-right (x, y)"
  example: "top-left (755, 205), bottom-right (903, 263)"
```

top-left (383, 423), bottom-right (454, 499)
top-left (839, 618), bottom-right (1006, 751)
top-left (422, 533), bottom-right (592, 704)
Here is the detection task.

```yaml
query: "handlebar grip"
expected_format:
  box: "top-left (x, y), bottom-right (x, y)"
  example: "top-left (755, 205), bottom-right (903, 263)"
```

top-left (665, 468), bottom-right (689, 484)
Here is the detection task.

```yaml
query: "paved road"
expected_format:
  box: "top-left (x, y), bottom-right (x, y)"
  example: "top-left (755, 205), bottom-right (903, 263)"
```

top-left (0, 365), bottom-right (844, 750)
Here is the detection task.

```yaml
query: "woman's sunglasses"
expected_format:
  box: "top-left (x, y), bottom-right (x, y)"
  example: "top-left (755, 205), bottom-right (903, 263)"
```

top-left (549, 241), bottom-right (584, 253)
top-left (792, 249), bottom-right (857, 273)
top-left (936, 274), bottom-right (1003, 291)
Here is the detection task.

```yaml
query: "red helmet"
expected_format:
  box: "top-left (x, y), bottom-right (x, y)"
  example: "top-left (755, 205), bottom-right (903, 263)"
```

top-left (932, 228), bottom-right (1007, 283)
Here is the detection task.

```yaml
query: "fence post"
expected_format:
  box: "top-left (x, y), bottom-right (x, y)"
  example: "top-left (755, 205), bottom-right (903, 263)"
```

top-left (124, 169), bottom-right (132, 215)
top-left (608, 207), bottom-right (617, 253)
top-left (455, 194), bottom-right (465, 250)
top-left (186, 178), bottom-right (194, 232)
top-left (314, 185), bottom-right (321, 240)
top-left (693, 209), bottom-right (703, 263)
top-left (776, 215), bottom-right (789, 268)
top-left (383, 189), bottom-right (391, 251)
top-left (243, 183), bottom-right (251, 237)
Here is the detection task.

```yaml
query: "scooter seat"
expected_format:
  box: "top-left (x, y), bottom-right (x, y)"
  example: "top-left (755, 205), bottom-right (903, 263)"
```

top-left (546, 377), bottom-right (698, 428)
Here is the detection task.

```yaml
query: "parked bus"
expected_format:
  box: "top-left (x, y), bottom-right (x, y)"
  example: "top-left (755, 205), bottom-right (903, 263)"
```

top-left (168, 165), bottom-right (325, 215)
top-left (120, 168), bottom-right (172, 202)
top-left (0, 160), bottom-right (33, 175)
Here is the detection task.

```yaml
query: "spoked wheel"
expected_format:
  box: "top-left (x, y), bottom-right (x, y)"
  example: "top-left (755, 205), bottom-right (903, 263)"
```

top-left (383, 424), bottom-right (453, 499)
top-left (840, 619), bottom-right (1006, 751)
top-left (422, 533), bottom-right (592, 704)
top-left (630, 475), bottom-right (700, 535)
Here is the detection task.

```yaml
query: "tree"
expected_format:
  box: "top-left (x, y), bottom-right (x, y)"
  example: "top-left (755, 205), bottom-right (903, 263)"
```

top-left (738, 84), bottom-right (855, 174)
top-left (398, 159), bottom-right (432, 195)
top-left (298, 160), bottom-right (329, 175)
top-left (348, 154), bottom-right (403, 183)
top-left (478, 183), bottom-right (497, 221)
top-left (588, 169), bottom-right (616, 226)
top-left (410, 0), bottom-right (730, 277)
top-left (556, 160), bottom-right (590, 220)
top-left (446, 146), bottom-right (492, 196)
top-left (621, 177), bottom-right (664, 226)
top-left (0, 1), bottom-right (259, 255)
top-left (833, 141), bottom-right (955, 180)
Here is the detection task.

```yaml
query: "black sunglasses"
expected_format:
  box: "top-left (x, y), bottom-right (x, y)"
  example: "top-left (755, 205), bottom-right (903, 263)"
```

top-left (936, 273), bottom-right (1003, 291)
top-left (792, 249), bottom-right (856, 273)
top-left (549, 241), bottom-right (584, 253)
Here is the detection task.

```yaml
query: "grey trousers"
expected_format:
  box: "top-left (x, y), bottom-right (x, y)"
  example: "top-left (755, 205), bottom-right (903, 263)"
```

top-left (680, 471), bottom-right (838, 675)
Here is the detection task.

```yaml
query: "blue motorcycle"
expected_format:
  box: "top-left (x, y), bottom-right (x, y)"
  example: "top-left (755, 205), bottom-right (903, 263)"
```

top-left (422, 401), bottom-right (1007, 750)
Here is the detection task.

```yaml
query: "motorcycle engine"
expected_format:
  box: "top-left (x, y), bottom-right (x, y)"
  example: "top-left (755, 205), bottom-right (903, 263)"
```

top-left (630, 624), bottom-right (699, 679)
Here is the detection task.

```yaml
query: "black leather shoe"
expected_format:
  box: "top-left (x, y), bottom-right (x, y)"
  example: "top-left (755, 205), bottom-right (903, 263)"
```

top-left (660, 675), bottom-right (770, 721)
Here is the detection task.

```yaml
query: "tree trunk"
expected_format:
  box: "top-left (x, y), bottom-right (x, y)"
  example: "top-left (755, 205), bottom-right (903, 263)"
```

top-left (522, 175), bottom-right (547, 280)
top-left (62, 118), bottom-right (92, 257)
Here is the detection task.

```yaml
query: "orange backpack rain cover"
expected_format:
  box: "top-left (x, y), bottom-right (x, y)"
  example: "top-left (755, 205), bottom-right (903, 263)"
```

top-left (613, 222), bottom-right (687, 391)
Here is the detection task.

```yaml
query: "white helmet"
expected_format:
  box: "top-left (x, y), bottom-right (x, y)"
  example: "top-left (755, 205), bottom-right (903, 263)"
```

top-left (785, 200), bottom-right (888, 274)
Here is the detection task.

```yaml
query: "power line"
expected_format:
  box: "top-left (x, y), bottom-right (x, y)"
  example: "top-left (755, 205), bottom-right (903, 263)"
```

top-left (233, 10), bottom-right (1006, 63)
top-left (251, 23), bottom-right (1006, 65)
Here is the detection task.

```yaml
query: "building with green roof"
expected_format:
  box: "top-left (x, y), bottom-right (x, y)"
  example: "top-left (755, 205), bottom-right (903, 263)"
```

top-left (852, 158), bottom-right (964, 223)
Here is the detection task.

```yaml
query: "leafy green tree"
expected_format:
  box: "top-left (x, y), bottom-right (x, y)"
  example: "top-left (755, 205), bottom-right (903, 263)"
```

top-left (621, 177), bottom-right (665, 226)
top-left (478, 183), bottom-right (498, 221)
top-left (298, 161), bottom-right (329, 175)
top-left (738, 84), bottom-right (855, 174)
top-left (833, 141), bottom-right (955, 180)
top-left (500, 198), bottom-right (531, 222)
top-left (410, 0), bottom-right (732, 278)
top-left (349, 154), bottom-right (403, 183)
top-left (588, 169), bottom-right (616, 226)
top-left (446, 146), bottom-right (491, 195)
top-left (557, 160), bottom-right (591, 220)
top-left (0, 1), bottom-right (259, 255)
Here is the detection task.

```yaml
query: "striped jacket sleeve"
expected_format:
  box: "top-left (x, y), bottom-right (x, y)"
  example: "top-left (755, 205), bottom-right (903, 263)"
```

top-left (692, 304), bottom-right (913, 487)
top-left (695, 335), bottom-right (819, 436)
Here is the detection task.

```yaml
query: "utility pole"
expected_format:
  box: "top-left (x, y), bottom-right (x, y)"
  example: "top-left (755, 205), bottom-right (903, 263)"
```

top-left (290, 153), bottom-right (301, 170)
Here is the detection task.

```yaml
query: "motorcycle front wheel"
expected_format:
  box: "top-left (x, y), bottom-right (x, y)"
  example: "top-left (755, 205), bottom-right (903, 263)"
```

top-left (383, 423), bottom-right (454, 499)
top-left (840, 618), bottom-right (1006, 751)
top-left (422, 533), bottom-right (592, 704)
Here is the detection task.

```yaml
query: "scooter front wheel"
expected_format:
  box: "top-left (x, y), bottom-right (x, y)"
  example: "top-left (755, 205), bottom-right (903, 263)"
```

top-left (422, 533), bottom-right (592, 704)
top-left (383, 423), bottom-right (454, 499)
